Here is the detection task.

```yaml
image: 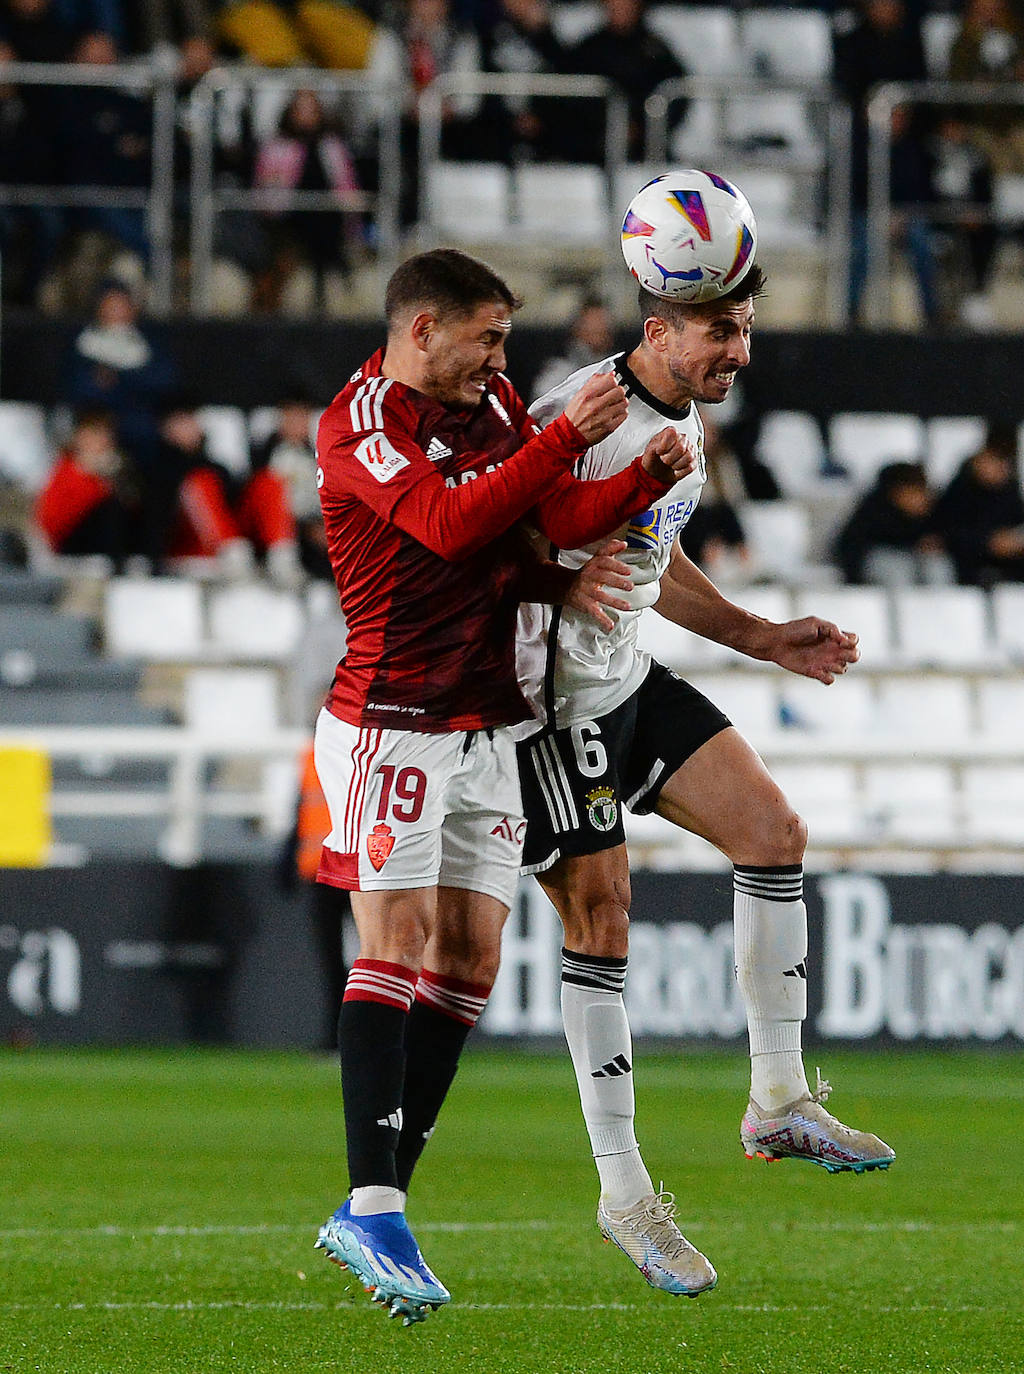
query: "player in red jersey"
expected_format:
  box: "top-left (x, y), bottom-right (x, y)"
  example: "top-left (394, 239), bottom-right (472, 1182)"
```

top-left (312, 249), bottom-right (697, 1322)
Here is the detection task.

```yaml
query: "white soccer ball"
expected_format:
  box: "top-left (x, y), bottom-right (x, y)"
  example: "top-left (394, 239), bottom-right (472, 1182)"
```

top-left (620, 169), bottom-right (757, 303)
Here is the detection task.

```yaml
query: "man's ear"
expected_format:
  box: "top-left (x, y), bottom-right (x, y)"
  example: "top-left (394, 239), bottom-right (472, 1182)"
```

top-left (409, 310), bottom-right (437, 352)
top-left (643, 314), bottom-right (671, 353)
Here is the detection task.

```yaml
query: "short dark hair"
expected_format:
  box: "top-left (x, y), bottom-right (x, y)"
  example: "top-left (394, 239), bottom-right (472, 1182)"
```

top-left (384, 249), bottom-right (522, 327)
top-left (638, 263), bottom-right (767, 328)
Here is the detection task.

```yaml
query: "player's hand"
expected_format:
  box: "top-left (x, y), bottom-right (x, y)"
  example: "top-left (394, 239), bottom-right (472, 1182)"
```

top-left (566, 538), bottom-right (634, 632)
top-left (640, 427), bottom-right (698, 485)
top-left (563, 372), bottom-right (628, 445)
top-left (767, 616), bottom-right (860, 684)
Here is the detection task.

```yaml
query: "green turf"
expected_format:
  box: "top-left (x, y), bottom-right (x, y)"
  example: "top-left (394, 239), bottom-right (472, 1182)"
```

top-left (1, 1046), bottom-right (1021, 1373)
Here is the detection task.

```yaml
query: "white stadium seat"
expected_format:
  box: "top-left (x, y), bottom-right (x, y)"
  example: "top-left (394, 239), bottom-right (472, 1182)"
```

top-left (976, 678), bottom-right (1024, 743)
top-left (962, 764), bottom-right (1024, 844)
top-left (872, 676), bottom-right (974, 743)
top-left (776, 674), bottom-right (875, 741)
top-left (183, 666), bottom-right (280, 737)
top-left (198, 405), bottom-right (250, 476)
top-left (922, 11), bottom-right (960, 77)
top-left (740, 501), bottom-right (812, 579)
top-left (103, 577), bottom-right (205, 660)
top-left (515, 164), bottom-right (606, 243)
top-left (828, 413), bottom-right (926, 489)
top-left (891, 586), bottom-right (992, 667)
top-left (755, 411), bottom-right (827, 498)
top-left (991, 584), bottom-right (1024, 662)
top-left (550, 2), bottom-right (601, 44)
top-left (687, 672), bottom-right (780, 742)
top-left (924, 416), bottom-right (985, 489)
top-left (0, 401), bottom-right (50, 492)
top-left (207, 583), bottom-right (305, 659)
top-left (862, 762), bottom-right (957, 845)
top-left (740, 8), bottom-right (832, 82)
top-left (425, 162), bottom-right (511, 241)
top-left (648, 6), bottom-right (743, 76)
top-left (792, 586), bottom-right (894, 668)
top-left (770, 762), bottom-right (860, 847)
top-left (634, 609), bottom-right (731, 670)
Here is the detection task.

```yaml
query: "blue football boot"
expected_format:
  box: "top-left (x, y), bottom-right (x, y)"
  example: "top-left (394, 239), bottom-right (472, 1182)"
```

top-left (315, 1200), bottom-right (450, 1325)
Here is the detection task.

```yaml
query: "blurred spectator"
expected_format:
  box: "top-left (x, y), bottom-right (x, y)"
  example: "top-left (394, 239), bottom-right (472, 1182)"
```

top-left (500, 0), bottom-right (685, 163)
top-left (252, 88), bottom-right (362, 311)
top-left (363, 0), bottom-right (487, 225)
top-left (934, 422), bottom-right (1024, 585)
top-left (249, 391), bottom-right (331, 579)
top-left (63, 277), bottom-right (177, 468)
top-left (530, 297), bottom-right (614, 400)
top-left (59, 30), bottom-right (153, 268)
top-left (948, 0), bottom-right (1024, 175)
top-left (143, 398), bottom-right (302, 581)
top-left (33, 408), bottom-right (136, 566)
top-left (847, 102), bottom-right (941, 327)
top-left (124, 0), bottom-right (216, 80)
top-left (834, 459), bottom-right (952, 586)
top-left (53, 0), bottom-right (124, 44)
top-left (216, 0), bottom-right (376, 69)
top-left (677, 409), bottom-right (752, 585)
top-left (931, 113), bottom-right (999, 329)
top-left (0, 0), bottom-right (73, 305)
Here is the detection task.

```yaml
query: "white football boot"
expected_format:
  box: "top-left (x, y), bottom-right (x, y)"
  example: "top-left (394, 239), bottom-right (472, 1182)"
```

top-left (597, 1190), bottom-right (717, 1297)
top-left (741, 1068), bottom-right (895, 1174)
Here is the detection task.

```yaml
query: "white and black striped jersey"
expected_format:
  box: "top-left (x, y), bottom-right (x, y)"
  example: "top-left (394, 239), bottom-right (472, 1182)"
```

top-left (515, 351), bottom-right (706, 737)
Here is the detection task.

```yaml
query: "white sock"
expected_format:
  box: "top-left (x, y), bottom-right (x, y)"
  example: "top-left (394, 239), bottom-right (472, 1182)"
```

top-left (561, 949), bottom-right (654, 1209)
top-left (349, 1185), bottom-right (404, 1216)
top-left (733, 865), bottom-right (810, 1112)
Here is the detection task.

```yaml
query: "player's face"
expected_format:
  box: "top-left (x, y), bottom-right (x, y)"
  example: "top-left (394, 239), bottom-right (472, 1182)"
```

top-left (661, 299), bottom-right (754, 406)
top-left (421, 300), bottom-right (512, 407)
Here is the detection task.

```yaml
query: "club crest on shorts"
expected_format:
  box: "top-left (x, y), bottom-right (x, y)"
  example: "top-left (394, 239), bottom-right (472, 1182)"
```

top-left (585, 787), bottom-right (618, 833)
top-left (366, 822), bottom-right (395, 871)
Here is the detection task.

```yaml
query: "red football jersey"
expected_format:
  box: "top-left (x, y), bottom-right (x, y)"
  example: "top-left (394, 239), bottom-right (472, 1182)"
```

top-left (317, 349), bottom-right (589, 732)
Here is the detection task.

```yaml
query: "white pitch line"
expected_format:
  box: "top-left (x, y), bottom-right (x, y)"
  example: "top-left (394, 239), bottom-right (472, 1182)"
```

top-left (0, 1299), bottom-right (1004, 1316)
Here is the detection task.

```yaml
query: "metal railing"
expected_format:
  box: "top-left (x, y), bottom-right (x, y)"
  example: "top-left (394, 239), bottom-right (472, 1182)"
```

top-left (187, 67), bottom-right (403, 313)
top-left (645, 76), bottom-right (853, 326)
top-left (0, 58), bottom-right (178, 313)
top-left (865, 80), bottom-right (1024, 327)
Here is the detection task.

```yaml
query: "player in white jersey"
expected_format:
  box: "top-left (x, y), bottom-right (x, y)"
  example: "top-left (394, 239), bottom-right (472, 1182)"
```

top-left (515, 267), bottom-right (895, 1300)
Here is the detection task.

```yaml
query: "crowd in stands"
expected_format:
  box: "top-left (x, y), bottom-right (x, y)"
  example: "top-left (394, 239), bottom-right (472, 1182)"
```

top-left (1, 0), bottom-right (1023, 324)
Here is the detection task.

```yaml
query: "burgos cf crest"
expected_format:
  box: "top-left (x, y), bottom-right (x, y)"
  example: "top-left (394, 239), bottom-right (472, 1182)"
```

top-left (625, 508), bottom-right (661, 551)
top-left (585, 787), bottom-right (618, 833)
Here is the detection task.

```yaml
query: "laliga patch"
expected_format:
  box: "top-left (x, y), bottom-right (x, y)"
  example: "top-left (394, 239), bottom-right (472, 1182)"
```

top-left (355, 432), bottom-right (410, 483)
top-left (585, 787), bottom-right (618, 833)
top-left (366, 822), bottom-right (395, 871)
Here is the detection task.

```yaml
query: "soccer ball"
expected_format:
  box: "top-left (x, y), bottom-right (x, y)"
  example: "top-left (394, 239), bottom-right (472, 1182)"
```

top-left (620, 169), bottom-right (757, 303)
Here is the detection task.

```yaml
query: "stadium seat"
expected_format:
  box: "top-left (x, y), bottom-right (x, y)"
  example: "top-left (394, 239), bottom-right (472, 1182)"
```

top-left (739, 500), bottom-right (812, 580)
top-left (922, 11), bottom-right (960, 77)
top-left (993, 174), bottom-right (1024, 225)
top-left (755, 411), bottom-right (827, 497)
top-left (776, 674), bottom-right (875, 741)
top-left (717, 167), bottom-right (817, 246)
top-left (634, 608), bottom-right (731, 670)
top-left (828, 413), bottom-right (926, 489)
top-left (740, 8), bottom-right (832, 82)
top-left (962, 764), bottom-right (1024, 844)
top-left (549, 2), bottom-right (601, 44)
top-left (862, 761), bottom-right (957, 845)
top-left (0, 607), bottom-right (93, 665)
top-left (686, 671), bottom-right (780, 742)
top-left (0, 401), bottom-right (50, 492)
top-left (424, 162), bottom-right (511, 241)
top-left (515, 164), bottom-right (606, 243)
top-left (792, 586), bottom-right (894, 668)
top-left (724, 101), bottom-right (822, 170)
top-left (924, 416), bottom-right (985, 489)
top-left (890, 586), bottom-right (992, 667)
top-left (103, 577), bottom-right (206, 660)
top-left (207, 582), bottom-right (305, 659)
top-left (183, 666), bottom-right (280, 737)
top-left (977, 677), bottom-right (1024, 741)
top-left (991, 584), bottom-right (1024, 662)
top-left (647, 6), bottom-right (743, 76)
top-left (198, 405), bottom-right (251, 476)
top-left (769, 761), bottom-right (861, 847)
top-left (873, 675), bottom-right (974, 742)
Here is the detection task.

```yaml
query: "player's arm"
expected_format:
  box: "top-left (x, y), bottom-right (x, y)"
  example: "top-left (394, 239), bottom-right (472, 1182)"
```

top-left (530, 428), bottom-right (698, 548)
top-left (654, 543), bottom-right (859, 685)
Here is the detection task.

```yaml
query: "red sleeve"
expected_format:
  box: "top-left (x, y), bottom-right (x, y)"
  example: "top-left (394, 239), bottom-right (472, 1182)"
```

top-left (319, 385), bottom-right (588, 561)
top-left (530, 454), bottom-right (672, 549)
top-left (390, 414), bottom-right (586, 559)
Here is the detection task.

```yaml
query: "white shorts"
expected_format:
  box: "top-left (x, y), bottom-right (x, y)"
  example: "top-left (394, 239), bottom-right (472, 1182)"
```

top-left (313, 708), bottom-right (525, 907)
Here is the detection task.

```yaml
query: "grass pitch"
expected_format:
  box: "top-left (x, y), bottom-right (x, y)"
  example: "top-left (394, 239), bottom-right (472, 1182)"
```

top-left (1, 1045), bottom-right (1022, 1374)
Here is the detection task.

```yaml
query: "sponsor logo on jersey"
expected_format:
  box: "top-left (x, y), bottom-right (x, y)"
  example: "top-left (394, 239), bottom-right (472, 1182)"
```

top-left (487, 392), bottom-right (513, 428)
top-left (625, 507), bottom-right (661, 550)
top-left (425, 435), bottom-right (454, 462)
top-left (490, 816), bottom-right (527, 843)
top-left (626, 496), bottom-right (698, 551)
top-left (367, 821), bottom-right (395, 871)
top-left (585, 786), bottom-right (618, 833)
top-left (355, 432), bottom-right (410, 483)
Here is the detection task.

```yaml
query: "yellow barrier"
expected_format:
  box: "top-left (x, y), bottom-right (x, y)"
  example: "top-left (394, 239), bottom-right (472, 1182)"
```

top-left (0, 747), bottom-right (51, 867)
